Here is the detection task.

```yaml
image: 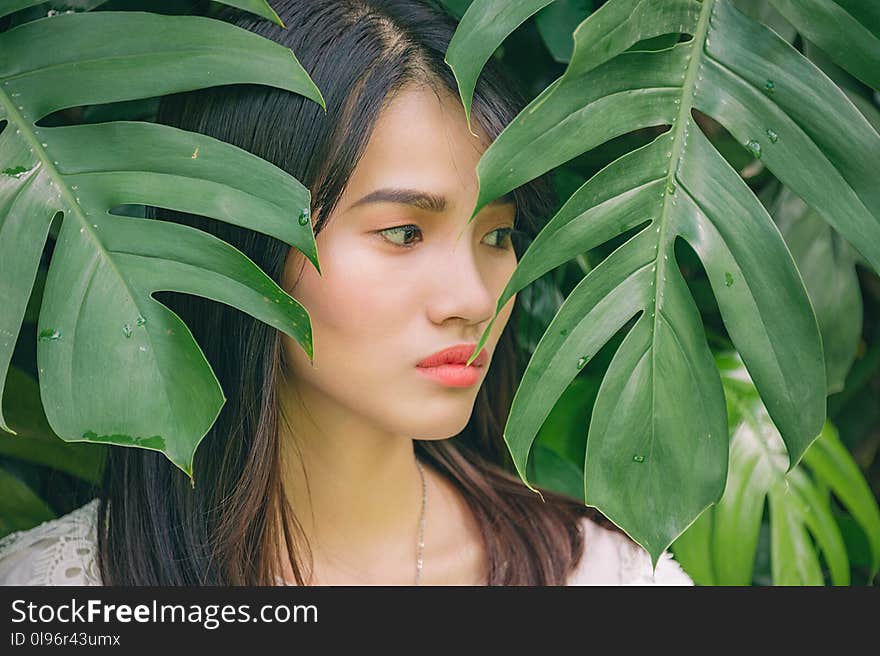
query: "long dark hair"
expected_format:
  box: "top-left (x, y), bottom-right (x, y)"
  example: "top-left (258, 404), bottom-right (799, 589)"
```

top-left (96, 0), bottom-right (626, 586)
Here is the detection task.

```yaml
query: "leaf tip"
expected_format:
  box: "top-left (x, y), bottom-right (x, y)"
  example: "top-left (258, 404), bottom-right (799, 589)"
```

top-left (511, 456), bottom-right (544, 501)
top-left (258, 0), bottom-right (285, 28)
top-left (314, 85), bottom-right (327, 113)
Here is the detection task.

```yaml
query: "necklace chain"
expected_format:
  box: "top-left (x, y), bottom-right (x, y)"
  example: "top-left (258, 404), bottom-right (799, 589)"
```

top-left (276, 458), bottom-right (427, 586)
top-left (415, 458), bottom-right (427, 586)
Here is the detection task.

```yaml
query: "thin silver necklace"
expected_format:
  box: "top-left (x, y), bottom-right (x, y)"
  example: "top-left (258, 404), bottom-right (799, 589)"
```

top-left (415, 457), bottom-right (427, 586)
top-left (276, 458), bottom-right (427, 586)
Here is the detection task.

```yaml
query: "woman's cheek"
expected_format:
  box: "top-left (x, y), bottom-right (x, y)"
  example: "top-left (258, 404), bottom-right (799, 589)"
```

top-left (310, 251), bottom-right (406, 334)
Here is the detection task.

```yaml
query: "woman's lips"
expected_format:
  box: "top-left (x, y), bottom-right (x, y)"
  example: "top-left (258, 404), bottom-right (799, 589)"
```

top-left (416, 343), bottom-right (489, 368)
top-left (415, 343), bottom-right (488, 387)
top-left (415, 362), bottom-right (484, 387)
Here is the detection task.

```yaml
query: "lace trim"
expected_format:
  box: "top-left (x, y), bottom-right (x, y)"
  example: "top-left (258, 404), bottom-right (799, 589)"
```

top-left (616, 537), bottom-right (692, 585)
top-left (0, 498), bottom-right (101, 585)
top-left (0, 500), bottom-right (689, 586)
top-left (617, 538), bottom-right (657, 585)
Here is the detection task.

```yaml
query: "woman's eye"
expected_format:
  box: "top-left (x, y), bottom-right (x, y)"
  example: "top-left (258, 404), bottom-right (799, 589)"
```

top-left (378, 225), bottom-right (515, 250)
top-left (379, 224), bottom-right (423, 248)
top-left (484, 227), bottom-right (515, 249)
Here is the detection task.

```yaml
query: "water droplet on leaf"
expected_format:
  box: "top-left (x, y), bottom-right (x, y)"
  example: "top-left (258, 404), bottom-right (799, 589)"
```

top-left (724, 272), bottom-right (734, 287)
top-left (577, 356), bottom-right (589, 369)
top-left (765, 128), bottom-right (778, 143)
top-left (764, 79), bottom-right (775, 94)
top-left (122, 323), bottom-right (133, 338)
top-left (2, 165), bottom-right (29, 178)
top-left (745, 140), bottom-right (762, 159)
top-left (633, 454), bottom-right (646, 463)
top-left (136, 314), bottom-right (146, 326)
top-left (38, 328), bottom-right (61, 341)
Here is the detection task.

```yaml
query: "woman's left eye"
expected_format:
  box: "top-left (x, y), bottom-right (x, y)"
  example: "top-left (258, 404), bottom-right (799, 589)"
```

top-left (484, 226), bottom-right (515, 249)
top-left (378, 225), bottom-right (515, 250)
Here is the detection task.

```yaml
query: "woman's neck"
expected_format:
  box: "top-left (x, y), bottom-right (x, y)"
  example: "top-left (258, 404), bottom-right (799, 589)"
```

top-left (274, 380), bottom-right (488, 585)
top-left (276, 379), bottom-right (426, 584)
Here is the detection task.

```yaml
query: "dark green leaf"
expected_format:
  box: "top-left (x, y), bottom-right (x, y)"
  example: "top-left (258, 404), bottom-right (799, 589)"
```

top-left (768, 0), bottom-right (880, 90)
top-left (535, 0), bottom-right (594, 64)
top-left (0, 11), bottom-right (326, 478)
top-left (0, 467), bottom-right (55, 539)
top-left (445, 0), bottom-right (880, 564)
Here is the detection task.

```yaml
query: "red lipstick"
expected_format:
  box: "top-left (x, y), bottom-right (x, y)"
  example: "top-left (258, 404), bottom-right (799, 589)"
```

top-left (416, 343), bottom-right (488, 388)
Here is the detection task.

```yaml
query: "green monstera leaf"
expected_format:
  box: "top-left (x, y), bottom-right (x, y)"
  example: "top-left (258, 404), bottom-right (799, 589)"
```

top-left (0, 466), bottom-right (55, 538)
top-left (0, 366), bottom-right (106, 484)
top-left (671, 352), bottom-right (880, 585)
top-left (768, 184), bottom-right (863, 396)
top-left (0, 3), bottom-right (326, 481)
top-left (767, 0), bottom-right (880, 91)
top-left (3, 0), bottom-right (284, 21)
top-left (446, 0), bottom-right (880, 565)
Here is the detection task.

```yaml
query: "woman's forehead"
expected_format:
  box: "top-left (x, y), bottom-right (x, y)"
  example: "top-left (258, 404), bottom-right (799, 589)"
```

top-left (342, 86), bottom-right (491, 208)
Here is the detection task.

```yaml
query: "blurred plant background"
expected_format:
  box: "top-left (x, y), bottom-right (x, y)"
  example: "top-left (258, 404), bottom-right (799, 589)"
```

top-left (2, 0), bottom-right (878, 585)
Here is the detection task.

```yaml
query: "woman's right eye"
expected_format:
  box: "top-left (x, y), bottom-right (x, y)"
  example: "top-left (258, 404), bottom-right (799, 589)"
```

top-left (378, 224), bottom-right (422, 248)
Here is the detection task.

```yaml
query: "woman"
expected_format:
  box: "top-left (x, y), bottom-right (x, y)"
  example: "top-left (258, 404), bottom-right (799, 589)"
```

top-left (0, 0), bottom-right (691, 586)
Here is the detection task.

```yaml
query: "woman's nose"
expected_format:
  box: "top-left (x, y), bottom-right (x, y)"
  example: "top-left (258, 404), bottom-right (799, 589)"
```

top-left (424, 235), bottom-right (497, 326)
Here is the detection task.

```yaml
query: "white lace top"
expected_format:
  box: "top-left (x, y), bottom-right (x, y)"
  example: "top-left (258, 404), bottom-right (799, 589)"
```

top-left (0, 498), bottom-right (693, 585)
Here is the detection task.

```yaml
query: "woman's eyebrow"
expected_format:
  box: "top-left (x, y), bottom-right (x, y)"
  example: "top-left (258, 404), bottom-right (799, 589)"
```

top-left (346, 188), bottom-right (515, 213)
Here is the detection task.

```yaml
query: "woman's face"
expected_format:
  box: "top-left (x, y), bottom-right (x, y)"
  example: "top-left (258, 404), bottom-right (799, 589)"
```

top-left (280, 85), bottom-right (517, 441)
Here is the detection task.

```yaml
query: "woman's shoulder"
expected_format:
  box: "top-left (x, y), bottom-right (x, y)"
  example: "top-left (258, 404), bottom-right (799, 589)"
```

top-left (0, 498), bottom-right (102, 586)
top-left (567, 514), bottom-right (694, 586)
